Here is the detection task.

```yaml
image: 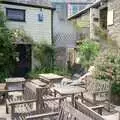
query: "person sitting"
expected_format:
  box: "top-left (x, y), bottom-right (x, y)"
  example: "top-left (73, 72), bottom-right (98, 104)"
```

top-left (69, 66), bottom-right (95, 86)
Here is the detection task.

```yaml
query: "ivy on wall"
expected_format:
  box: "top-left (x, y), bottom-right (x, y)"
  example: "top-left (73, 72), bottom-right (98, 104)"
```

top-left (0, 10), bottom-right (16, 82)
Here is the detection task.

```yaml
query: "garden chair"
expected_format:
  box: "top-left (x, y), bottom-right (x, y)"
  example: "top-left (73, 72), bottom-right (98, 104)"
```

top-left (26, 101), bottom-right (96, 120)
top-left (26, 100), bottom-right (118, 120)
top-left (79, 80), bottom-right (111, 111)
top-left (75, 100), bottom-right (119, 120)
top-left (25, 98), bottom-right (119, 120)
top-left (6, 81), bottom-right (34, 114)
top-left (8, 82), bottom-right (65, 120)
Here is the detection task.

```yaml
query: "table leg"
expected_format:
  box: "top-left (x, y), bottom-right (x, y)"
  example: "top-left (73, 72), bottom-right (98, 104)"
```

top-left (119, 112), bottom-right (120, 120)
top-left (54, 90), bottom-right (56, 97)
top-left (72, 94), bottom-right (75, 107)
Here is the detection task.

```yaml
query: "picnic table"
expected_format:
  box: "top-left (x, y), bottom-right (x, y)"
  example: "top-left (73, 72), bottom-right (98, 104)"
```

top-left (39, 73), bottom-right (63, 84)
top-left (54, 85), bottom-right (85, 106)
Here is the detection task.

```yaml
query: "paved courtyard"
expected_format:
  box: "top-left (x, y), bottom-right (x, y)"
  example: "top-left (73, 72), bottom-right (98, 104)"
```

top-left (0, 104), bottom-right (10, 120)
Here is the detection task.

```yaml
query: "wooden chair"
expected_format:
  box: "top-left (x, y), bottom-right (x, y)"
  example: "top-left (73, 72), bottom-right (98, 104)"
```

top-left (80, 80), bottom-right (111, 111)
top-left (8, 82), bottom-right (65, 120)
top-left (6, 82), bottom-right (36, 114)
top-left (26, 100), bottom-right (119, 120)
top-left (25, 101), bottom-right (96, 120)
top-left (25, 96), bottom-right (119, 120)
top-left (75, 100), bottom-right (119, 120)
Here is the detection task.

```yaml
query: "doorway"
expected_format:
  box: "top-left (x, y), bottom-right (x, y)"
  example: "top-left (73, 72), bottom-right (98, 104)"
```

top-left (13, 44), bottom-right (32, 77)
top-left (100, 7), bottom-right (108, 30)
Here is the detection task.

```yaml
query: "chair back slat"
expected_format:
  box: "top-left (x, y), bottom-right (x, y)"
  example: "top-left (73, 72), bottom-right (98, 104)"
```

top-left (87, 80), bottom-right (110, 94)
top-left (58, 101), bottom-right (95, 120)
top-left (75, 101), bottom-right (105, 120)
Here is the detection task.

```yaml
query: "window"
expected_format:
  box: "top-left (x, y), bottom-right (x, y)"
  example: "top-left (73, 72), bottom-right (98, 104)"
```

top-left (107, 9), bottom-right (113, 26)
top-left (6, 8), bottom-right (25, 22)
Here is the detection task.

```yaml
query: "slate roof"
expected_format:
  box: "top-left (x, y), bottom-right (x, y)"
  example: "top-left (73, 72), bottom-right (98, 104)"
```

top-left (0, 0), bottom-right (55, 10)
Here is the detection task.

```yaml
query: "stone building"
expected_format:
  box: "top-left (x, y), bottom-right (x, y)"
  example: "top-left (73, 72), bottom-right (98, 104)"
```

top-left (68, 0), bottom-right (107, 40)
top-left (68, 0), bottom-right (120, 48)
top-left (0, 0), bottom-right (55, 77)
top-left (107, 0), bottom-right (120, 47)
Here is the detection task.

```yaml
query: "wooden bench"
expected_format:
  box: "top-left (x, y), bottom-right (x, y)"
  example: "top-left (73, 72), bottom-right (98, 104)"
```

top-left (7, 82), bottom-right (65, 120)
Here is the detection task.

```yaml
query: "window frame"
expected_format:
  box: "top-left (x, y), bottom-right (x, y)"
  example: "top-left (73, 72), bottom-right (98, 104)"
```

top-left (6, 8), bottom-right (26, 22)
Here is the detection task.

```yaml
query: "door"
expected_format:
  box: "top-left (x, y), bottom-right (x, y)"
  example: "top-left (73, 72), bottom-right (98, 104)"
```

top-left (13, 44), bottom-right (31, 77)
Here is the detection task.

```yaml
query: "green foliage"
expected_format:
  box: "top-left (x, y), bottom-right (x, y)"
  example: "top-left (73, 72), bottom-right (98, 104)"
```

top-left (27, 66), bottom-right (71, 79)
top-left (94, 48), bottom-right (120, 81)
top-left (93, 26), bottom-right (120, 95)
top-left (111, 82), bottom-right (120, 96)
top-left (94, 48), bottom-right (120, 95)
top-left (78, 39), bottom-right (100, 70)
top-left (33, 43), bottom-right (55, 73)
top-left (11, 28), bottom-right (34, 44)
top-left (53, 66), bottom-right (71, 77)
top-left (0, 10), bottom-right (15, 82)
top-left (26, 68), bottom-right (40, 79)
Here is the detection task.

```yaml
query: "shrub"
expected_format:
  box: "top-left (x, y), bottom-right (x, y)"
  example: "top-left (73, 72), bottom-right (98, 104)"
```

top-left (33, 43), bottom-right (55, 73)
top-left (94, 48), bottom-right (120, 95)
top-left (78, 39), bottom-right (100, 70)
top-left (27, 66), bottom-right (71, 79)
top-left (0, 10), bottom-right (15, 82)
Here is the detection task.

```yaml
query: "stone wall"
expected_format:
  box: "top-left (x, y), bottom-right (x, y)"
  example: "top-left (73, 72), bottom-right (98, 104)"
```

top-left (107, 0), bottom-right (120, 47)
top-left (72, 11), bottom-right (90, 38)
top-left (90, 8), bottom-right (100, 39)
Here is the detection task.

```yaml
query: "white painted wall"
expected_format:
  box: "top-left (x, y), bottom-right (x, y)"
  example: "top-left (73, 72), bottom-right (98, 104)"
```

top-left (1, 4), bottom-right (52, 44)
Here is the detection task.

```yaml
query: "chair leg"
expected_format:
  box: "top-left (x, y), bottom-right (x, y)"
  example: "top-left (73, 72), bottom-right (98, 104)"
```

top-left (93, 93), bottom-right (96, 105)
top-left (6, 102), bottom-right (8, 114)
top-left (81, 92), bottom-right (84, 103)
top-left (106, 101), bottom-right (111, 112)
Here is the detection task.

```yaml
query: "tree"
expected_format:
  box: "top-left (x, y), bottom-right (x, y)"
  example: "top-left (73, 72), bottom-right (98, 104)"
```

top-left (0, 10), bottom-right (15, 82)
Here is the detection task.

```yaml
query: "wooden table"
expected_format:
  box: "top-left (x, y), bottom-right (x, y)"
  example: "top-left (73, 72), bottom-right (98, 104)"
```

top-left (0, 83), bottom-right (7, 103)
top-left (54, 85), bottom-right (85, 106)
top-left (31, 79), bottom-right (47, 87)
top-left (0, 83), bottom-right (7, 92)
top-left (5, 77), bottom-right (25, 91)
top-left (39, 73), bottom-right (63, 84)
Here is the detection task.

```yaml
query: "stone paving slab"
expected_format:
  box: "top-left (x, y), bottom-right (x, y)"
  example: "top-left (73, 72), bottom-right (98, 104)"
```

top-left (0, 105), bottom-right (11, 120)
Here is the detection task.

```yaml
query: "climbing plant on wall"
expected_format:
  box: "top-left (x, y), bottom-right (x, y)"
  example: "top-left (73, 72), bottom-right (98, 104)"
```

top-left (0, 10), bottom-right (15, 82)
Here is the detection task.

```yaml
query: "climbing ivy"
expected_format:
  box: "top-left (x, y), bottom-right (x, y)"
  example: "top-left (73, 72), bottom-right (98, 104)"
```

top-left (0, 10), bottom-right (15, 82)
